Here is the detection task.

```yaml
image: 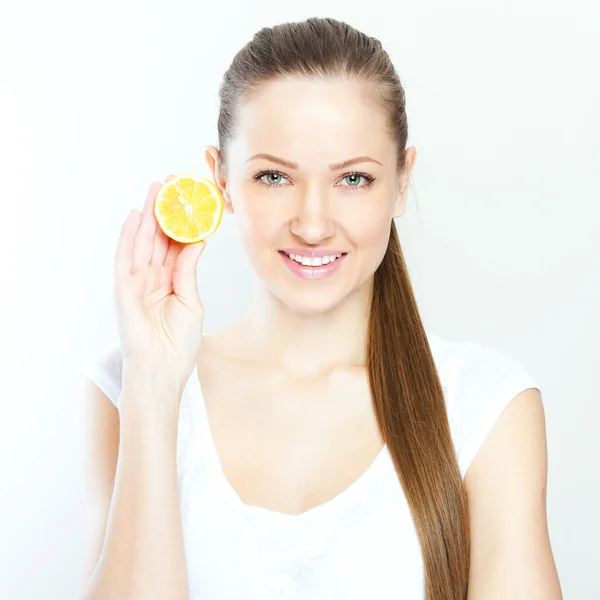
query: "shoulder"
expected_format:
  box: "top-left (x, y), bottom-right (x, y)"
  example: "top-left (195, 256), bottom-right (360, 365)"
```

top-left (80, 345), bottom-right (124, 407)
top-left (464, 385), bottom-right (562, 597)
top-left (426, 332), bottom-right (542, 479)
top-left (427, 334), bottom-right (561, 596)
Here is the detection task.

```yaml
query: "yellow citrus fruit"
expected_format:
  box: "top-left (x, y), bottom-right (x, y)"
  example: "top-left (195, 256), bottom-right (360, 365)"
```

top-left (154, 175), bottom-right (224, 244)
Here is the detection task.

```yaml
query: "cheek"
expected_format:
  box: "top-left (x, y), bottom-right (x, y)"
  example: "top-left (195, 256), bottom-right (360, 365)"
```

top-left (232, 192), bottom-right (281, 251)
top-left (343, 207), bottom-right (392, 252)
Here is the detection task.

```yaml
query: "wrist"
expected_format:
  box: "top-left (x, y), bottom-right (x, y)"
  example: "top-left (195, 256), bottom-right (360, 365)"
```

top-left (119, 372), bottom-right (184, 422)
top-left (117, 392), bottom-right (180, 453)
top-left (122, 360), bottom-right (186, 396)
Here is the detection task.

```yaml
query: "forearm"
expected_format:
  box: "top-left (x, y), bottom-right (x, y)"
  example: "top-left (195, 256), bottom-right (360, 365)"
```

top-left (83, 377), bottom-right (188, 600)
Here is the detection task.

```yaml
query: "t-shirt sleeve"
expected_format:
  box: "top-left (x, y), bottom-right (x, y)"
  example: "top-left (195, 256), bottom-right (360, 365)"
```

top-left (446, 340), bottom-right (542, 479)
top-left (79, 346), bottom-right (124, 408)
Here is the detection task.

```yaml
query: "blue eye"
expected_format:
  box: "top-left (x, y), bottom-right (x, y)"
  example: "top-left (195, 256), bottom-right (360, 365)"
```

top-left (338, 172), bottom-right (376, 192)
top-left (254, 171), bottom-right (291, 187)
top-left (340, 173), bottom-right (368, 187)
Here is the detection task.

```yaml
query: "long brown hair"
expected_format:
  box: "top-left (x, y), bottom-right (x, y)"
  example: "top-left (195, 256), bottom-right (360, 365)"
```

top-left (216, 17), bottom-right (470, 599)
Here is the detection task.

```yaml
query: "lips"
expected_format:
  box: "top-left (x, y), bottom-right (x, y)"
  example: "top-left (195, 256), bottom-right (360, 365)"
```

top-left (279, 250), bottom-right (347, 280)
top-left (279, 250), bottom-right (344, 267)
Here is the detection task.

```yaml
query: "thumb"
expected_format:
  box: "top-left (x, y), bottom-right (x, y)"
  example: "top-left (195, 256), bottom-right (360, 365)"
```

top-left (172, 240), bottom-right (206, 303)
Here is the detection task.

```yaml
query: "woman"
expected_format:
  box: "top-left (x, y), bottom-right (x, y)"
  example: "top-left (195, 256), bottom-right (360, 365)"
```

top-left (80, 17), bottom-right (562, 600)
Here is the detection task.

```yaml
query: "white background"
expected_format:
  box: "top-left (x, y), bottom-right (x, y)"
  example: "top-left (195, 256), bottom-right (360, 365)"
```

top-left (1, 0), bottom-right (598, 598)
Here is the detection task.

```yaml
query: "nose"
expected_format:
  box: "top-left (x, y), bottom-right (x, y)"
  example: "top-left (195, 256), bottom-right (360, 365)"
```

top-left (289, 187), bottom-right (336, 244)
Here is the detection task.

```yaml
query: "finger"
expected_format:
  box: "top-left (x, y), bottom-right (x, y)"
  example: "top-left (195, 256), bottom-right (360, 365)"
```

top-left (172, 240), bottom-right (206, 302)
top-left (142, 181), bottom-right (161, 215)
top-left (133, 183), bottom-right (161, 270)
top-left (115, 209), bottom-right (141, 280)
top-left (163, 235), bottom-right (182, 271)
top-left (152, 225), bottom-right (170, 266)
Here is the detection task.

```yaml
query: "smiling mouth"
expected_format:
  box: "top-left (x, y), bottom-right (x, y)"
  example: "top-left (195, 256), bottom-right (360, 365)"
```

top-left (279, 250), bottom-right (347, 267)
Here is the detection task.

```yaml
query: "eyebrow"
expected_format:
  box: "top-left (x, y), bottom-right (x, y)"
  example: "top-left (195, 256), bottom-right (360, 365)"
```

top-left (245, 153), bottom-right (383, 170)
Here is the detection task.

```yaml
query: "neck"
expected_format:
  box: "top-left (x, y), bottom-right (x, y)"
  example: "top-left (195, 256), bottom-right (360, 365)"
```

top-left (240, 278), bottom-right (373, 378)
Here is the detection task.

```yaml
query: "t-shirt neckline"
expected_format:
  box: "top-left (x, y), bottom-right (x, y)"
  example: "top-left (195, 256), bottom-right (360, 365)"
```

top-left (186, 365), bottom-right (391, 526)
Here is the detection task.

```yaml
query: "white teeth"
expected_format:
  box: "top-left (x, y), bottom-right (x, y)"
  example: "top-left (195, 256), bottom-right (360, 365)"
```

top-left (287, 252), bottom-right (343, 266)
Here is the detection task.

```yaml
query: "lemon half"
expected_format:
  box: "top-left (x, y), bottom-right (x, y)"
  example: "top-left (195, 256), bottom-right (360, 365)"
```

top-left (154, 175), bottom-right (224, 243)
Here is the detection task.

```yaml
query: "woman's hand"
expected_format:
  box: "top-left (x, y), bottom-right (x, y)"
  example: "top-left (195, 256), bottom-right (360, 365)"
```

top-left (113, 175), bottom-right (207, 398)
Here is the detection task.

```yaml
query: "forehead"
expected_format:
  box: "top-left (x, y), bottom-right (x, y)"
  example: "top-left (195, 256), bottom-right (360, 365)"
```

top-left (228, 76), bottom-right (394, 167)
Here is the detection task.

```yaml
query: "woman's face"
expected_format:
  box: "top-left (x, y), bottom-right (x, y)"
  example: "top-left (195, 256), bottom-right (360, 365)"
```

top-left (208, 76), bottom-right (416, 314)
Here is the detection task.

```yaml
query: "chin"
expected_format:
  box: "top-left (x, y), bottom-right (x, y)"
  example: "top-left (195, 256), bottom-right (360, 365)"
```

top-left (283, 293), bottom-right (343, 315)
top-left (267, 276), bottom-right (354, 315)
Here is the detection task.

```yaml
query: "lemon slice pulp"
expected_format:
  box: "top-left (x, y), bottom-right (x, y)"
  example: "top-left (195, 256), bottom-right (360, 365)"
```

top-left (154, 175), bottom-right (224, 243)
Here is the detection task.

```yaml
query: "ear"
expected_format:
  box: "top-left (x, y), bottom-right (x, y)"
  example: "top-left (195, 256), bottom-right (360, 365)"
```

top-left (392, 146), bottom-right (417, 219)
top-left (205, 145), bottom-right (234, 214)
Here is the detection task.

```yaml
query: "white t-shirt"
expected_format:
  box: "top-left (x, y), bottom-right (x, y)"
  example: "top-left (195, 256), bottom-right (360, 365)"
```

top-left (81, 331), bottom-right (540, 599)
